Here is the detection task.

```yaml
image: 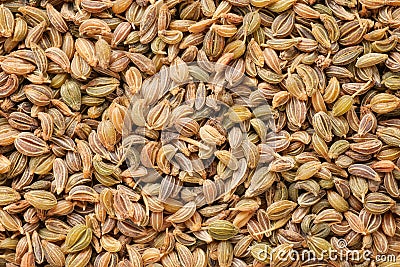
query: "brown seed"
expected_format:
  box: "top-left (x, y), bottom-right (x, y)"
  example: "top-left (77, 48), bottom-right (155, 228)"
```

top-left (166, 201), bottom-right (197, 223)
top-left (295, 161), bottom-right (322, 181)
top-left (327, 190), bottom-right (349, 212)
top-left (369, 93), bottom-right (400, 114)
top-left (45, 47), bottom-right (71, 73)
top-left (356, 53), bottom-right (389, 68)
top-left (0, 186), bottom-right (21, 205)
top-left (266, 200), bottom-right (297, 220)
top-left (42, 240), bottom-right (65, 267)
top-left (15, 132), bottom-right (49, 157)
top-left (24, 190), bottom-right (57, 210)
top-left (126, 52), bottom-right (156, 75)
top-left (365, 193), bottom-right (395, 215)
top-left (348, 164), bottom-right (380, 181)
top-left (0, 1), bottom-right (399, 266)
top-left (46, 3), bottom-right (68, 33)
top-left (25, 21), bottom-right (47, 48)
top-left (75, 38), bottom-right (98, 67)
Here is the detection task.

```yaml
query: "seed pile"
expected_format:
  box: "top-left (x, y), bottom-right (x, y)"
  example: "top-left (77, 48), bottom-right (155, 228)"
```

top-left (0, 0), bottom-right (400, 266)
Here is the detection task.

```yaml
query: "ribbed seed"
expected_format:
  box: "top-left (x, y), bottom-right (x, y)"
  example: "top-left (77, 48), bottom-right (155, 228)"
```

top-left (356, 53), bottom-right (389, 68)
top-left (327, 190), bottom-right (349, 212)
top-left (46, 3), bottom-right (68, 33)
top-left (332, 95), bottom-right (354, 117)
top-left (369, 93), bottom-right (400, 114)
top-left (332, 46), bottom-right (363, 65)
top-left (365, 193), bottom-right (395, 215)
top-left (65, 224), bottom-right (93, 253)
top-left (24, 190), bottom-right (57, 210)
top-left (42, 240), bottom-right (65, 267)
top-left (266, 200), bottom-right (297, 220)
top-left (15, 132), bottom-right (49, 157)
top-left (166, 201), bottom-right (196, 223)
top-left (348, 164), bottom-right (380, 181)
top-left (295, 161), bottom-right (322, 181)
top-left (208, 220), bottom-right (239, 240)
top-left (0, 186), bottom-right (21, 206)
top-left (311, 23), bottom-right (331, 49)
